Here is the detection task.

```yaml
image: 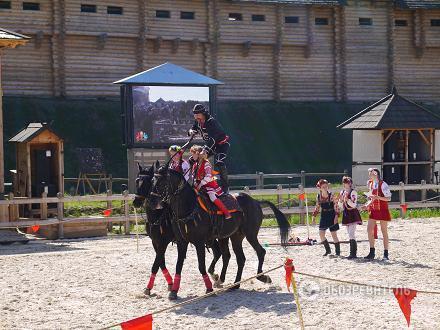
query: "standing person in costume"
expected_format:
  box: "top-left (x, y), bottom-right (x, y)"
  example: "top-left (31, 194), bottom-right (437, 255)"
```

top-left (312, 179), bottom-right (341, 256)
top-left (168, 145), bottom-right (190, 181)
top-left (363, 168), bottom-right (392, 260)
top-left (337, 176), bottom-right (362, 259)
top-left (189, 145), bottom-right (231, 219)
top-left (188, 104), bottom-right (230, 192)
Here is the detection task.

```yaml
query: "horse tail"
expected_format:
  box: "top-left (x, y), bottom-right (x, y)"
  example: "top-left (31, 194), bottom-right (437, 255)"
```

top-left (258, 200), bottom-right (290, 245)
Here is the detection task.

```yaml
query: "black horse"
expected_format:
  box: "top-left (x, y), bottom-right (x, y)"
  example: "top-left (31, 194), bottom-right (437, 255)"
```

top-left (147, 165), bottom-right (290, 296)
top-left (133, 163), bottom-right (228, 299)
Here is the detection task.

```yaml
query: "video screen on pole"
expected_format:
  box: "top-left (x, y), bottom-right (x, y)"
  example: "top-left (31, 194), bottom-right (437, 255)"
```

top-left (132, 86), bottom-right (209, 146)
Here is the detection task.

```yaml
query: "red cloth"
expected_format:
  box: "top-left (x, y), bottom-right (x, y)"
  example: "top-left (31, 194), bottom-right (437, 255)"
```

top-left (121, 314), bottom-right (153, 330)
top-left (368, 180), bottom-right (391, 221)
top-left (162, 268), bottom-right (173, 285)
top-left (393, 288), bottom-right (417, 326)
top-left (192, 160), bottom-right (222, 194)
top-left (284, 258), bottom-right (295, 291)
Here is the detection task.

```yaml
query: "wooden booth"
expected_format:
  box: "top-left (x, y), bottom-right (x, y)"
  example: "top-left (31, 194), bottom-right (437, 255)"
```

top-left (9, 123), bottom-right (64, 217)
top-left (338, 88), bottom-right (440, 186)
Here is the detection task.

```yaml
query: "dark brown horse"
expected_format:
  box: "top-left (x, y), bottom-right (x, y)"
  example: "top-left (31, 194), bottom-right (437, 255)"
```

top-left (146, 165), bottom-right (290, 298)
top-left (133, 163), bottom-right (227, 299)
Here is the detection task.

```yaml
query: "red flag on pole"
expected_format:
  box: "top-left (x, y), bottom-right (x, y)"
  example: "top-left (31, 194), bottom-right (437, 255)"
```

top-left (31, 225), bottom-right (40, 233)
top-left (393, 288), bottom-right (417, 327)
top-left (103, 209), bottom-right (112, 217)
top-left (298, 193), bottom-right (305, 201)
top-left (121, 314), bottom-right (153, 330)
top-left (400, 204), bottom-right (408, 215)
top-left (284, 258), bottom-right (295, 291)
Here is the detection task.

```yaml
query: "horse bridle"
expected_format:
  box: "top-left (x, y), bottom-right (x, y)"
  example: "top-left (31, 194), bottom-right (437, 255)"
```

top-left (151, 170), bottom-right (187, 206)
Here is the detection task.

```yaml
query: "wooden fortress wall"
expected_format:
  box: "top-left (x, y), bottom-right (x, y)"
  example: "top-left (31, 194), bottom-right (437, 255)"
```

top-left (1, 0), bottom-right (440, 102)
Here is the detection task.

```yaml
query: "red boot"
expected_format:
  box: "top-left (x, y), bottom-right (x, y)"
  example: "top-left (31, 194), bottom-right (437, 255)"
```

top-left (213, 199), bottom-right (232, 219)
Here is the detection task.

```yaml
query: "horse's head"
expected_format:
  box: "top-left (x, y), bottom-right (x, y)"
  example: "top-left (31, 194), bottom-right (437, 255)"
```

top-left (148, 165), bottom-right (187, 209)
top-left (133, 162), bottom-right (156, 209)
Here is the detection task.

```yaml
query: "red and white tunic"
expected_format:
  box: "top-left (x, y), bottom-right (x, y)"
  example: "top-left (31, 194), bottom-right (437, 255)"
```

top-left (192, 159), bottom-right (223, 200)
top-left (339, 189), bottom-right (362, 225)
top-left (367, 180), bottom-right (391, 221)
top-left (169, 157), bottom-right (190, 181)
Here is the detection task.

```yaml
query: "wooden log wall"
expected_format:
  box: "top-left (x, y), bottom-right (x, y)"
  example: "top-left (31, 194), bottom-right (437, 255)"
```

top-left (0, 0), bottom-right (439, 102)
top-left (394, 9), bottom-right (440, 101)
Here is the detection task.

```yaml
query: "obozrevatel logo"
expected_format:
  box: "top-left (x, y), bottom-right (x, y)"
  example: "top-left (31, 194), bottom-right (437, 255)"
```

top-left (298, 280), bottom-right (321, 300)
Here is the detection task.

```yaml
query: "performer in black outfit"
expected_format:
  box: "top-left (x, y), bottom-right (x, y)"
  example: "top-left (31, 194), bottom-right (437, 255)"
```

top-left (188, 104), bottom-right (230, 192)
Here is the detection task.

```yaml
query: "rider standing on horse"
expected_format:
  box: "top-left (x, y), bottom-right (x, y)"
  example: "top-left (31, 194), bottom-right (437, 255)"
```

top-left (188, 104), bottom-right (230, 192)
top-left (190, 145), bottom-right (232, 219)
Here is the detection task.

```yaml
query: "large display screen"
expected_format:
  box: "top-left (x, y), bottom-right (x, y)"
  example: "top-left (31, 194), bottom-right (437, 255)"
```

top-left (132, 86), bottom-right (209, 145)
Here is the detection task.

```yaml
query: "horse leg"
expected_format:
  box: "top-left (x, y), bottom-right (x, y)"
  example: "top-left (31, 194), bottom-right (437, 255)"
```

top-left (158, 242), bottom-right (173, 291)
top-left (169, 241), bottom-right (188, 300)
top-left (208, 239), bottom-right (221, 282)
top-left (246, 234), bottom-right (271, 284)
top-left (195, 243), bottom-right (214, 294)
top-left (218, 238), bottom-right (231, 286)
top-left (144, 242), bottom-right (162, 296)
top-left (230, 232), bottom-right (246, 290)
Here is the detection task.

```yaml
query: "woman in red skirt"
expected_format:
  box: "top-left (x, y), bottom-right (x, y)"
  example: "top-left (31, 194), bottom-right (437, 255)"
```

top-left (363, 168), bottom-right (391, 260)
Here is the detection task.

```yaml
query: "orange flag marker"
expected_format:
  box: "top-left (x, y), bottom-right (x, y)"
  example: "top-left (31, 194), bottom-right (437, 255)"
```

top-left (103, 209), bottom-right (112, 217)
top-left (121, 314), bottom-right (153, 330)
top-left (393, 288), bottom-right (417, 327)
top-left (31, 225), bottom-right (40, 233)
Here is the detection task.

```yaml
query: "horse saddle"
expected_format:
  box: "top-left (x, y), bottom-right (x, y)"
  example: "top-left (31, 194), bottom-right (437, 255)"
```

top-left (197, 193), bottom-right (242, 217)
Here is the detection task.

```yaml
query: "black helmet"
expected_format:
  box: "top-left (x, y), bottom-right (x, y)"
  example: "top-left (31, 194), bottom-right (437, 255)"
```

top-left (192, 104), bottom-right (208, 115)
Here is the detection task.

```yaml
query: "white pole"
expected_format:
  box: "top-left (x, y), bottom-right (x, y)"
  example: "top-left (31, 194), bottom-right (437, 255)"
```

top-left (134, 208), bottom-right (139, 253)
top-left (305, 194), bottom-right (310, 239)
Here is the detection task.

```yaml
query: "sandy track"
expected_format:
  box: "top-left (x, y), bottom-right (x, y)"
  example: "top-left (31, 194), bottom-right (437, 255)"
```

top-left (1, 218), bottom-right (439, 329)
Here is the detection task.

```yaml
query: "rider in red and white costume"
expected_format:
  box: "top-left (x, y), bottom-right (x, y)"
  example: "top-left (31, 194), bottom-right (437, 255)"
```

top-left (168, 145), bottom-right (190, 181)
top-left (190, 145), bottom-right (231, 219)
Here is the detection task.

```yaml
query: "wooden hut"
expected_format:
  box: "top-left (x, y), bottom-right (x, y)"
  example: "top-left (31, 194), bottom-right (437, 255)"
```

top-left (338, 87), bottom-right (440, 185)
top-left (9, 123), bottom-right (64, 216)
top-left (0, 1), bottom-right (439, 102)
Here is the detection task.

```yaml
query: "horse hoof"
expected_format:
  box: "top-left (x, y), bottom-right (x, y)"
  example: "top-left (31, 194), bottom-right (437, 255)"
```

top-left (168, 284), bottom-right (173, 292)
top-left (214, 280), bottom-right (223, 289)
top-left (206, 288), bottom-right (214, 294)
top-left (144, 288), bottom-right (151, 296)
top-left (210, 273), bottom-right (220, 282)
top-left (168, 291), bottom-right (178, 300)
top-left (257, 275), bottom-right (272, 284)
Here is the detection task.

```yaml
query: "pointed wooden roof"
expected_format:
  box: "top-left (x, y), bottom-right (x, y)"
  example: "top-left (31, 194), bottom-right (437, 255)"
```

top-left (0, 28), bottom-right (29, 48)
top-left (113, 62), bottom-right (223, 86)
top-left (9, 123), bottom-right (62, 143)
top-left (338, 88), bottom-right (440, 130)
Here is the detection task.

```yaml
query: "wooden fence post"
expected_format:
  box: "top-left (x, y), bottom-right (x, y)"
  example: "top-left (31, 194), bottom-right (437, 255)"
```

top-left (299, 184), bottom-right (305, 224)
top-left (257, 172), bottom-right (264, 189)
top-left (40, 191), bottom-right (48, 220)
top-left (57, 192), bottom-right (64, 239)
top-left (399, 182), bottom-right (405, 218)
top-left (107, 190), bottom-right (113, 232)
top-left (300, 171), bottom-right (306, 189)
top-left (123, 190), bottom-right (130, 235)
top-left (108, 174), bottom-right (113, 194)
top-left (421, 180), bottom-right (426, 202)
top-left (277, 184), bottom-right (283, 206)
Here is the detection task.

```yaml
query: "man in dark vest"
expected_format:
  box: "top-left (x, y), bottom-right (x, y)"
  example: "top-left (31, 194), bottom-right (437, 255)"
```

top-left (188, 104), bottom-right (230, 192)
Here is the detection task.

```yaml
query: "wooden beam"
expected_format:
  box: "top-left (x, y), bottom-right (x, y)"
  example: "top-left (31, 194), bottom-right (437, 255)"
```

top-left (386, 2), bottom-right (395, 92)
top-left (136, 0), bottom-right (147, 71)
top-left (417, 129), bottom-right (430, 146)
top-left (405, 130), bottom-right (409, 183)
top-left (273, 4), bottom-right (283, 101)
top-left (304, 5), bottom-right (313, 59)
top-left (340, 5), bottom-right (347, 101)
top-left (58, 0), bottom-right (66, 97)
top-left (383, 129), bottom-right (395, 145)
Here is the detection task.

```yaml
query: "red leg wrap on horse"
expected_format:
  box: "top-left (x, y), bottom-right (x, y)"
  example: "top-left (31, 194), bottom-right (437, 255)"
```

top-left (147, 273), bottom-right (156, 290)
top-left (203, 274), bottom-right (213, 290)
top-left (162, 268), bottom-right (173, 285)
top-left (172, 274), bottom-right (181, 292)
